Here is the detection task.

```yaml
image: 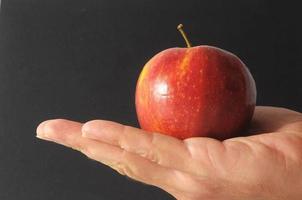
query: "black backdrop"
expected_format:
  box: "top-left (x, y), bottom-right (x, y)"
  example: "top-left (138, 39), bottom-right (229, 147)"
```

top-left (0, 0), bottom-right (301, 199)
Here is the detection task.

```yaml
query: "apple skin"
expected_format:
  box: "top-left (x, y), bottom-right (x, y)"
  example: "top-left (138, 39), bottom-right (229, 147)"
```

top-left (135, 45), bottom-right (256, 140)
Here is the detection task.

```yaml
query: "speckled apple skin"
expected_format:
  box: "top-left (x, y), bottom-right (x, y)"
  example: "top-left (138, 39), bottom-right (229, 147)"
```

top-left (135, 46), bottom-right (256, 140)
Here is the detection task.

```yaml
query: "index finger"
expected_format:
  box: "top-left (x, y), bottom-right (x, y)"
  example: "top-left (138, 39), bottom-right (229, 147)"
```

top-left (81, 120), bottom-right (209, 176)
top-left (249, 106), bottom-right (302, 134)
top-left (35, 119), bottom-right (188, 193)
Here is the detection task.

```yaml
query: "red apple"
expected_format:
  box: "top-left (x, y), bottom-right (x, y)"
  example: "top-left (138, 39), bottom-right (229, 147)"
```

top-left (135, 24), bottom-right (256, 140)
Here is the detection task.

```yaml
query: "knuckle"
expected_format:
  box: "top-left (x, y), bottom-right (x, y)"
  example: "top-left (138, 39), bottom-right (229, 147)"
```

top-left (119, 125), bottom-right (130, 148)
top-left (146, 150), bottom-right (159, 164)
top-left (117, 150), bottom-right (137, 179)
top-left (183, 139), bottom-right (195, 159)
top-left (115, 163), bottom-right (133, 178)
top-left (119, 125), bottom-right (162, 165)
top-left (114, 165), bottom-right (126, 176)
top-left (146, 133), bottom-right (161, 164)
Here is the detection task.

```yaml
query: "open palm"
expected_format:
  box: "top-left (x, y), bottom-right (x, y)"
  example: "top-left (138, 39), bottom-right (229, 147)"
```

top-left (36, 106), bottom-right (302, 200)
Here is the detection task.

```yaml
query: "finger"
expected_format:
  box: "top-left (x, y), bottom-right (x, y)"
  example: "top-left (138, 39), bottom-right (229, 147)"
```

top-left (250, 106), bottom-right (302, 134)
top-left (36, 119), bottom-right (120, 165)
top-left (36, 119), bottom-right (190, 192)
top-left (81, 120), bottom-right (196, 172)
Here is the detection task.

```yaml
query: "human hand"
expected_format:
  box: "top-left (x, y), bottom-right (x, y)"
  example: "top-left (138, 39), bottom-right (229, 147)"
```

top-left (36, 106), bottom-right (302, 200)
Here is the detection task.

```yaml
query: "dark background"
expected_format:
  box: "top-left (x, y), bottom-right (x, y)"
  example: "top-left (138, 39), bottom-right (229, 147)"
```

top-left (0, 0), bottom-right (301, 199)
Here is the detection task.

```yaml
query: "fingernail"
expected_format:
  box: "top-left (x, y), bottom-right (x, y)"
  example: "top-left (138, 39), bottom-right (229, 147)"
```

top-left (82, 123), bottom-right (92, 137)
top-left (36, 121), bottom-right (48, 139)
top-left (82, 122), bottom-right (99, 139)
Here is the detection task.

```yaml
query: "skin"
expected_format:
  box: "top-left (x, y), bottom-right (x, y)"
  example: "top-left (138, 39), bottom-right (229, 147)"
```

top-left (36, 106), bottom-right (302, 200)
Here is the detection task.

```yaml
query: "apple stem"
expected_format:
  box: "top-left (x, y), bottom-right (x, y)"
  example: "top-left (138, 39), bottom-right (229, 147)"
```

top-left (177, 24), bottom-right (192, 48)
